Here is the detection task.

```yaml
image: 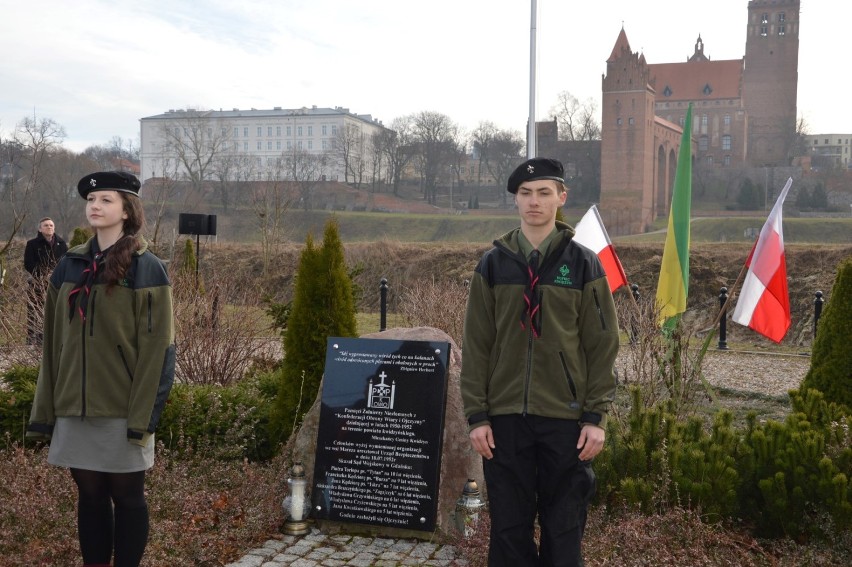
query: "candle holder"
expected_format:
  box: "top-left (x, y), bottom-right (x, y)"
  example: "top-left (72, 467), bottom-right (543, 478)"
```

top-left (454, 478), bottom-right (486, 536)
top-left (283, 461), bottom-right (311, 536)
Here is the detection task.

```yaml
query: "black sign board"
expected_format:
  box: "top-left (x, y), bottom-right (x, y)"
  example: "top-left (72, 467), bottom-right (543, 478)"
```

top-left (312, 337), bottom-right (450, 532)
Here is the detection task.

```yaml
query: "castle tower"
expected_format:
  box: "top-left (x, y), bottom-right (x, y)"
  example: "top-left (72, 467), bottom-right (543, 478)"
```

top-left (742, 0), bottom-right (800, 166)
top-left (600, 28), bottom-right (658, 234)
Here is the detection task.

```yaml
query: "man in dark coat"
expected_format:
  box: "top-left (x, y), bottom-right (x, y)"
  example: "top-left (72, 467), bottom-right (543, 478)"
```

top-left (24, 217), bottom-right (68, 345)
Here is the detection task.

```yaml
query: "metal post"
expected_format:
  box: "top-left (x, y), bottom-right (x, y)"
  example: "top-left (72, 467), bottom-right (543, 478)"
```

top-left (717, 287), bottom-right (729, 350)
top-left (630, 283), bottom-right (640, 345)
top-left (380, 278), bottom-right (388, 331)
top-left (814, 290), bottom-right (824, 339)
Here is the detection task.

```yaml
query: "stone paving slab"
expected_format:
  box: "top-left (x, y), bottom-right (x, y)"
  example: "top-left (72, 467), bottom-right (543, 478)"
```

top-left (223, 529), bottom-right (467, 567)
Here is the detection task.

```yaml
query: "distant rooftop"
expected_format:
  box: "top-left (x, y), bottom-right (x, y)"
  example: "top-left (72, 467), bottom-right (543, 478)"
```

top-left (141, 106), bottom-right (383, 125)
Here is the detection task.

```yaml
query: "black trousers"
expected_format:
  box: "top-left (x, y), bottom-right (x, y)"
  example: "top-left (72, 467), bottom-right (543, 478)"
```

top-left (483, 414), bottom-right (595, 567)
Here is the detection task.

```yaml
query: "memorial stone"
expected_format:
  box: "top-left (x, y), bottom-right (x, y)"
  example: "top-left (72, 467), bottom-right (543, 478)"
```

top-left (312, 336), bottom-right (450, 532)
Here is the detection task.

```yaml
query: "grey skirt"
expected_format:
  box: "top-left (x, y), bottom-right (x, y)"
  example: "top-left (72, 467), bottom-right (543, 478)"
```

top-left (48, 416), bottom-right (154, 473)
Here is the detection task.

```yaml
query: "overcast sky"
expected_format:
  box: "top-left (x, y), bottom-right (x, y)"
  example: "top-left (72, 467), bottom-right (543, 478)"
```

top-left (0, 0), bottom-right (845, 153)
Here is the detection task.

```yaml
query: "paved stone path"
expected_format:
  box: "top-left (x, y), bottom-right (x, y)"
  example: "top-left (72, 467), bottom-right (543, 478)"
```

top-left (223, 529), bottom-right (467, 567)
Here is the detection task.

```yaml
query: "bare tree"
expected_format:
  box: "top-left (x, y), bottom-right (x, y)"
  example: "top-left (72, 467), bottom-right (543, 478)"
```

top-left (367, 132), bottom-right (384, 192)
top-left (144, 150), bottom-right (184, 250)
top-left (484, 129), bottom-right (525, 205)
top-left (82, 135), bottom-right (140, 171)
top-left (283, 147), bottom-right (328, 211)
top-left (250, 158), bottom-right (294, 274)
top-left (158, 109), bottom-right (232, 201)
top-left (334, 122), bottom-right (368, 187)
top-left (471, 121), bottom-right (498, 190)
top-left (411, 111), bottom-right (459, 205)
top-left (549, 91), bottom-right (601, 141)
top-left (375, 116), bottom-right (415, 196)
top-left (0, 115), bottom-right (66, 259)
top-left (37, 149), bottom-right (94, 232)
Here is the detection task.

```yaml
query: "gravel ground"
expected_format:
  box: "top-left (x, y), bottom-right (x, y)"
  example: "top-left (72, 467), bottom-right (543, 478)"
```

top-left (697, 350), bottom-right (810, 398)
top-left (614, 347), bottom-right (811, 399)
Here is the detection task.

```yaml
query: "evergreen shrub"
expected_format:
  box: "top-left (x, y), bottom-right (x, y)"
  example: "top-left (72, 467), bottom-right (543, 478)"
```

top-left (801, 256), bottom-right (852, 411)
top-left (69, 227), bottom-right (92, 247)
top-left (269, 217), bottom-right (357, 444)
top-left (157, 370), bottom-right (279, 461)
top-left (0, 365), bottom-right (39, 444)
top-left (596, 386), bottom-right (851, 540)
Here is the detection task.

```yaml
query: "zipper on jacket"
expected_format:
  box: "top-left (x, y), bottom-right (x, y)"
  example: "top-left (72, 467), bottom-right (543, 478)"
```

top-left (523, 324), bottom-right (534, 416)
top-left (117, 345), bottom-right (134, 382)
top-left (89, 291), bottom-right (97, 336)
top-left (559, 352), bottom-right (578, 400)
top-left (147, 291), bottom-right (153, 332)
top-left (593, 288), bottom-right (607, 330)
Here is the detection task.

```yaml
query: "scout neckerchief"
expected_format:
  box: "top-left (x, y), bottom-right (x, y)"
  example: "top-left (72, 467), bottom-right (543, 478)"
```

top-left (68, 240), bottom-right (108, 323)
top-left (520, 248), bottom-right (542, 337)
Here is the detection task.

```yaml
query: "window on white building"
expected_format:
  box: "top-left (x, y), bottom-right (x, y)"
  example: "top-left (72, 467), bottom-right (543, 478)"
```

top-left (322, 125), bottom-right (327, 135)
top-left (257, 141), bottom-right (261, 150)
top-left (267, 141), bottom-right (272, 150)
top-left (297, 126), bottom-right (303, 136)
top-left (287, 126), bottom-right (291, 136)
top-left (276, 126), bottom-right (281, 136)
top-left (307, 126), bottom-right (313, 136)
top-left (331, 125), bottom-right (337, 135)
top-left (276, 140), bottom-right (281, 150)
top-left (243, 127), bottom-right (249, 137)
top-left (308, 140), bottom-right (313, 149)
top-left (268, 126), bottom-right (273, 136)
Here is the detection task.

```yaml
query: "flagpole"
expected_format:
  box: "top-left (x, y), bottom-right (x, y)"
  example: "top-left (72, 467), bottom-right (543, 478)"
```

top-left (527, 0), bottom-right (537, 158)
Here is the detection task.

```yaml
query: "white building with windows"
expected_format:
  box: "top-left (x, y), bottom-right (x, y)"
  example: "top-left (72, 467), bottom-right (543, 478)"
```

top-left (139, 106), bottom-right (389, 183)
top-left (805, 134), bottom-right (852, 169)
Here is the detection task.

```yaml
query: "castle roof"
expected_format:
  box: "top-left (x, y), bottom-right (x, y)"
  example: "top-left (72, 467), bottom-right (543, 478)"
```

top-left (648, 58), bottom-right (743, 101)
top-left (607, 28), bottom-right (632, 63)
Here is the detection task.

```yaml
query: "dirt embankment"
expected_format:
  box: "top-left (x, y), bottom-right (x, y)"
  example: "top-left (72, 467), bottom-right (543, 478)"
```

top-left (194, 240), bottom-right (849, 348)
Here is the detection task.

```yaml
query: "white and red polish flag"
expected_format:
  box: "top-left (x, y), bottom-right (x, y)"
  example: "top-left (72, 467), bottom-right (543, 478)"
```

top-left (573, 204), bottom-right (628, 293)
top-left (732, 177), bottom-right (794, 343)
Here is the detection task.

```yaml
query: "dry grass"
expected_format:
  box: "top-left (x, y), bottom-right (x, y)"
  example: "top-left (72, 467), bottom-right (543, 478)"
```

top-left (448, 505), bottom-right (851, 567)
top-left (0, 439), bottom-right (286, 567)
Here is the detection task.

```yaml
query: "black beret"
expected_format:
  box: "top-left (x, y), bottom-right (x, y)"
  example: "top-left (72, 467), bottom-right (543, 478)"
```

top-left (507, 158), bottom-right (565, 194)
top-left (77, 171), bottom-right (141, 199)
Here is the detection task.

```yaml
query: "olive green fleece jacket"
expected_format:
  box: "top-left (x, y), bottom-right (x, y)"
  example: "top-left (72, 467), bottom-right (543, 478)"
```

top-left (27, 237), bottom-right (175, 447)
top-left (460, 222), bottom-right (619, 430)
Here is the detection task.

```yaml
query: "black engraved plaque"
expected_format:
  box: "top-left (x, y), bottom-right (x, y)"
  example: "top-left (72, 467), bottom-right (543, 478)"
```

top-left (312, 336), bottom-right (450, 531)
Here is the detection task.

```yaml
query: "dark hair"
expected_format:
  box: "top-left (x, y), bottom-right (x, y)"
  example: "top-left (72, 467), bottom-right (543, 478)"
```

top-left (102, 193), bottom-right (146, 290)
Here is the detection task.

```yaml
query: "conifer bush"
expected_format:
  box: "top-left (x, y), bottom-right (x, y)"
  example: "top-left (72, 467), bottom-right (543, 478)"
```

top-left (157, 370), bottom-right (278, 461)
top-left (0, 365), bottom-right (39, 444)
top-left (269, 217), bottom-right (357, 444)
top-left (596, 386), bottom-right (851, 539)
top-left (801, 256), bottom-right (852, 411)
top-left (68, 226), bottom-right (92, 247)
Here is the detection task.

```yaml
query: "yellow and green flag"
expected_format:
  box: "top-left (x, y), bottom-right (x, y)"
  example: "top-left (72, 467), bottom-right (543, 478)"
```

top-left (656, 104), bottom-right (693, 327)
